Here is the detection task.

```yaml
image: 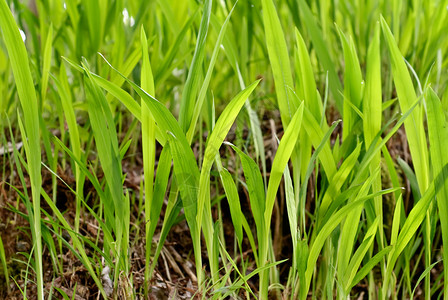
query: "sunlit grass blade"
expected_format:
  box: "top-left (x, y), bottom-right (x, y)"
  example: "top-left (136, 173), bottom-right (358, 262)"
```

top-left (381, 169), bottom-right (448, 299)
top-left (40, 24), bottom-right (52, 104)
top-left (50, 63), bottom-right (84, 233)
top-left (186, 3), bottom-right (236, 144)
top-left (294, 27), bottom-right (323, 188)
top-left (318, 142), bottom-right (361, 218)
top-left (381, 16), bottom-right (431, 298)
top-left (140, 26), bottom-right (157, 292)
top-left (259, 102), bottom-right (304, 298)
top-left (296, 0), bottom-right (343, 111)
top-left (363, 23), bottom-right (384, 264)
top-left (342, 216), bottom-right (379, 293)
top-left (349, 246), bottom-right (393, 291)
top-left (0, 2), bottom-right (43, 299)
top-left (288, 88), bottom-right (337, 179)
top-left (380, 16), bottom-right (429, 192)
top-left (0, 235), bottom-right (9, 294)
top-left (426, 87), bottom-right (448, 297)
top-left (261, 0), bottom-right (297, 126)
top-left (227, 142), bottom-right (265, 261)
top-left (337, 26), bottom-right (363, 140)
top-left (219, 167), bottom-right (243, 247)
top-left (197, 80), bottom-right (260, 284)
top-left (178, 0), bottom-right (212, 132)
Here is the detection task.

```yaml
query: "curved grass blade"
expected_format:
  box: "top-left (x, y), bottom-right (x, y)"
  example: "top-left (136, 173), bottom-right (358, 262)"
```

top-left (197, 80), bottom-right (260, 284)
top-left (261, 0), bottom-right (297, 126)
top-left (343, 217), bottom-right (379, 293)
top-left (219, 167), bottom-right (243, 246)
top-left (0, 2), bottom-right (43, 298)
top-left (140, 26), bottom-right (158, 291)
top-left (296, 0), bottom-right (343, 111)
top-left (259, 102), bottom-right (304, 298)
top-left (186, 2), bottom-right (237, 144)
top-left (178, 0), bottom-right (212, 132)
top-left (227, 142), bottom-right (265, 246)
top-left (426, 87), bottom-right (448, 297)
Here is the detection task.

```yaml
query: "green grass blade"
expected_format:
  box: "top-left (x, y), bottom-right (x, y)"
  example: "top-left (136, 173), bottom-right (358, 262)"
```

top-left (337, 27), bottom-right (363, 140)
top-left (259, 102), bottom-right (304, 297)
top-left (349, 246), bottom-right (393, 291)
top-left (227, 142), bottom-right (265, 244)
top-left (294, 27), bottom-right (322, 182)
top-left (186, 3), bottom-right (236, 144)
top-left (140, 26), bottom-right (157, 290)
top-left (219, 167), bottom-right (243, 246)
top-left (261, 0), bottom-right (297, 126)
top-left (196, 80), bottom-right (259, 284)
top-left (178, 0), bottom-right (212, 132)
top-left (166, 132), bottom-right (202, 282)
top-left (0, 235), bottom-right (9, 294)
top-left (380, 16), bottom-right (429, 192)
top-left (426, 87), bottom-right (448, 297)
top-left (264, 102), bottom-right (304, 224)
top-left (304, 197), bottom-right (370, 298)
top-left (40, 24), bottom-right (52, 104)
top-left (288, 88), bottom-right (337, 179)
top-left (0, 2), bottom-right (43, 298)
top-left (296, 0), bottom-right (343, 111)
top-left (197, 80), bottom-right (260, 234)
top-left (343, 217), bottom-right (379, 293)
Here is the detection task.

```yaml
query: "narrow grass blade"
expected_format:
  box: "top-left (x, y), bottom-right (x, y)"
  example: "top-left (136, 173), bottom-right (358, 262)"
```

top-left (304, 197), bottom-right (371, 297)
top-left (40, 24), bottom-right (52, 103)
top-left (349, 246), bottom-right (393, 290)
top-left (140, 26), bottom-right (157, 290)
top-left (380, 16), bottom-right (429, 192)
top-left (0, 235), bottom-right (9, 294)
top-left (259, 102), bottom-right (304, 298)
top-left (219, 167), bottom-right (243, 246)
top-left (197, 80), bottom-right (259, 283)
top-left (51, 65), bottom-right (84, 232)
top-left (294, 27), bottom-right (322, 182)
top-left (261, 0), bottom-right (297, 126)
top-left (296, 0), bottom-right (343, 111)
top-left (426, 87), bottom-right (448, 297)
top-left (178, 0), bottom-right (212, 132)
top-left (186, 3), bottom-right (236, 144)
top-left (343, 217), bottom-right (379, 293)
top-left (337, 27), bottom-right (363, 140)
top-left (288, 88), bottom-right (337, 179)
top-left (227, 143), bottom-right (265, 244)
top-left (0, 2), bottom-right (42, 298)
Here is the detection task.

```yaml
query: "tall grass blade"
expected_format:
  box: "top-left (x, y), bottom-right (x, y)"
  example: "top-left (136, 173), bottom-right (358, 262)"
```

top-left (426, 87), bottom-right (448, 297)
top-left (178, 0), bottom-right (212, 132)
top-left (261, 0), bottom-right (297, 126)
top-left (0, 2), bottom-right (43, 298)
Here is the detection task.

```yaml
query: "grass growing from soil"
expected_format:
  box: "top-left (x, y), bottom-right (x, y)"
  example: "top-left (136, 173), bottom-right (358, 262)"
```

top-left (1, 0), bottom-right (448, 299)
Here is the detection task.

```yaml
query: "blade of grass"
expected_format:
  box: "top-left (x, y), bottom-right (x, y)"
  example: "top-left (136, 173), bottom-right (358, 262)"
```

top-left (0, 2), bottom-right (43, 299)
top-left (178, 0), bottom-right (212, 132)
top-left (426, 87), bottom-right (448, 297)
top-left (259, 102), bottom-right (304, 298)
top-left (261, 0), bottom-right (298, 126)
top-left (140, 26), bottom-right (157, 292)
top-left (296, 0), bottom-right (343, 111)
top-left (197, 80), bottom-right (260, 284)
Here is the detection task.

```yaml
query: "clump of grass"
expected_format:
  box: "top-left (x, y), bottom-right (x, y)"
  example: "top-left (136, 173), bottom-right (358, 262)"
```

top-left (1, 0), bottom-right (448, 299)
